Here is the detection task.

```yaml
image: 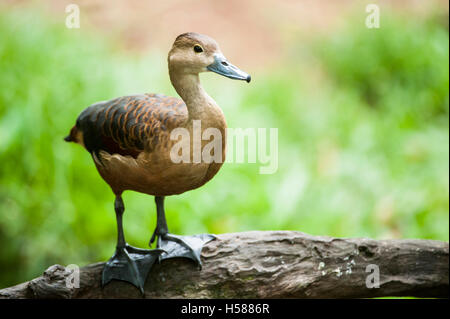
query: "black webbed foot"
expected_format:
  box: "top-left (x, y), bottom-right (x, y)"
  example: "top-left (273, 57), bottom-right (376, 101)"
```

top-left (157, 233), bottom-right (216, 268)
top-left (102, 244), bottom-right (165, 294)
top-left (150, 196), bottom-right (216, 268)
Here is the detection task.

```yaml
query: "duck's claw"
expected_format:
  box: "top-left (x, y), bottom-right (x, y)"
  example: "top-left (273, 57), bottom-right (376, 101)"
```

top-left (157, 233), bottom-right (216, 269)
top-left (102, 244), bottom-right (165, 294)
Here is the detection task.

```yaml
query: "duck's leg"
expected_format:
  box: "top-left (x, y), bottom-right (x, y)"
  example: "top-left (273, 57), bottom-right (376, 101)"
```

top-left (102, 195), bottom-right (165, 294)
top-left (149, 196), bottom-right (215, 268)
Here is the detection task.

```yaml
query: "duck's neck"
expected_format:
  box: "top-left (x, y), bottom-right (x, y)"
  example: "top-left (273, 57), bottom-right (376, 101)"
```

top-left (169, 70), bottom-right (216, 120)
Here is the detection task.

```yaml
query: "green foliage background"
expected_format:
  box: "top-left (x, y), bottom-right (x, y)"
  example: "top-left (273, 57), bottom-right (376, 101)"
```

top-left (0, 7), bottom-right (448, 288)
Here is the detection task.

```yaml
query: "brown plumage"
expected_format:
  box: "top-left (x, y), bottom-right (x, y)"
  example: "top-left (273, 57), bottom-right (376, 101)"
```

top-left (66, 32), bottom-right (249, 197)
top-left (67, 94), bottom-right (186, 159)
top-left (67, 90), bottom-right (225, 195)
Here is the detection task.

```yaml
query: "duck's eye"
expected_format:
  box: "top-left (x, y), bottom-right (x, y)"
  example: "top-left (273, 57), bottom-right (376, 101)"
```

top-left (193, 45), bottom-right (203, 53)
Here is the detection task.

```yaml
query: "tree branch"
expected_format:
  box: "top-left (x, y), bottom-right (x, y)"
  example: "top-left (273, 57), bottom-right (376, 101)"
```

top-left (0, 231), bottom-right (448, 298)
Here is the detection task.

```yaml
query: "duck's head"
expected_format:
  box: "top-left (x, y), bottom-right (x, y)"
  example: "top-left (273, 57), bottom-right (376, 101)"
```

top-left (168, 32), bottom-right (251, 83)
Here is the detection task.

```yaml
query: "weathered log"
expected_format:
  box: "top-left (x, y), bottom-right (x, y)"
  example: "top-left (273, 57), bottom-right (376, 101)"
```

top-left (0, 231), bottom-right (448, 298)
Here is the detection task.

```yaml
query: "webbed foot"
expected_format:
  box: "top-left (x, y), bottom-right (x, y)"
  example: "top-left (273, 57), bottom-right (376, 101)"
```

top-left (155, 233), bottom-right (216, 268)
top-left (102, 244), bottom-right (165, 294)
top-left (150, 196), bottom-right (216, 268)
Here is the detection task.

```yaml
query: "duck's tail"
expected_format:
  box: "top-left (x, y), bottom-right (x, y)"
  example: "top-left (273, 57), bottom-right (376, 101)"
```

top-left (64, 125), bottom-right (77, 142)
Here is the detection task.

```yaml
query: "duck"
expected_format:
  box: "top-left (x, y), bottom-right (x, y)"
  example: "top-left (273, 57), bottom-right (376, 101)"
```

top-left (64, 32), bottom-right (251, 293)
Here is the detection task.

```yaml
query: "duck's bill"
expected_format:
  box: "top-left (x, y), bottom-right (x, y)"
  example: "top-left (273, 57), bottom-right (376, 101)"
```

top-left (207, 54), bottom-right (251, 83)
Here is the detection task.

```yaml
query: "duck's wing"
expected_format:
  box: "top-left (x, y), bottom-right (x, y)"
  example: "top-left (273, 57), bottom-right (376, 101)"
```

top-left (73, 93), bottom-right (187, 160)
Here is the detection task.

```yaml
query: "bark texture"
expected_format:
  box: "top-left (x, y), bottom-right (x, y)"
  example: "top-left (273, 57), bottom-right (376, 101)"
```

top-left (0, 231), bottom-right (448, 299)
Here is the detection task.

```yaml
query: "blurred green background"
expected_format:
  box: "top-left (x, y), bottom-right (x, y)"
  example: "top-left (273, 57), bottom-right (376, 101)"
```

top-left (0, 1), bottom-right (448, 288)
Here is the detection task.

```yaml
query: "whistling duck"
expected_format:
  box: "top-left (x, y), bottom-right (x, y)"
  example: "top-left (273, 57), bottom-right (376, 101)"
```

top-left (65, 33), bottom-right (250, 292)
